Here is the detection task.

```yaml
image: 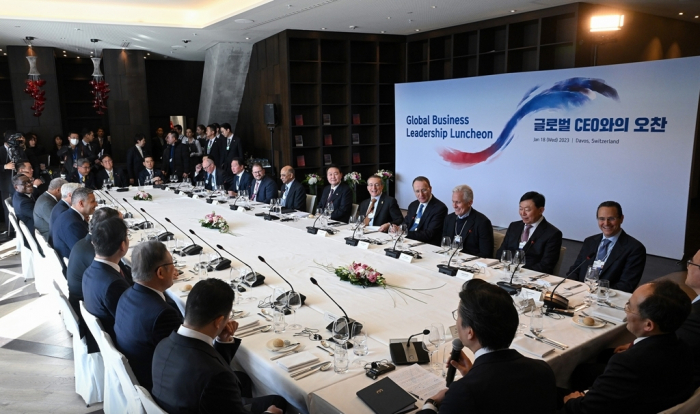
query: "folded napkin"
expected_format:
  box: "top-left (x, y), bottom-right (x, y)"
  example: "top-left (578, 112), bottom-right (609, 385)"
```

top-left (592, 306), bottom-right (627, 323)
top-left (235, 317), bottom-right (260, 331)
top-left (473, 258), bottom-right (499, 267)
top-left (276, 351), bottom-right (319, 372)
top-left (512, 337), bottom-right (555, 358)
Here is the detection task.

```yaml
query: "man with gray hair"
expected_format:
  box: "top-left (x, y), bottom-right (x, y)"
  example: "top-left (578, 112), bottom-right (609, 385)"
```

top-left (67, 157), bottom-right (96, 189)
top-left (442, 184), bottom-right (494, 258)
top-left (114, 240), bottom-right (182, 391)
top-left (34, 177), bottom-right (67, 241)
top-left (52, 186), bottom-right (97, 259)
top-left (49, 182), bottom-right (80, 236)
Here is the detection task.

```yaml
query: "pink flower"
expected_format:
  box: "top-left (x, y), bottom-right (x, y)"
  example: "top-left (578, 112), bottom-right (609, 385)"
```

top-left (367, 272), bottom-right (377, 283)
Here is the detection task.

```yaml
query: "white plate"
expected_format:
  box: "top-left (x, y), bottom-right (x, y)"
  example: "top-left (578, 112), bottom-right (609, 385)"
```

top-left (572, 315), bottom-right (606, 329)
top-left (266, 338), bottom-right (298, 352)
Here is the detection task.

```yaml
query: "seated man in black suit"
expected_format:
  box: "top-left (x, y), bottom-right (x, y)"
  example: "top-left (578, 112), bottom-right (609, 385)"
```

top-left (82, 216), bottom-right (131, 341)
top-left (562, 280), bottom-right (693, 413)
top-left (318, 165), bottom-right (352, 223)
top-left (496, 191), bottom-right (562, 275)
top-left (161, 130), bottom-right (190, 182)
top-left (126, 133), bottom-right (148, 185)
top-left (568, 201), bottom-right (646, 293)
top-left (67, 158), bottom-right (96, 189)
top-left (418, 279), bottom-right (557, 413)
top-left (279, 165), bottom-right (306, 211)
top-left (138, 156), bottom-right (165, 185)
top-left (11, 174), bottom-right (36, 236)
top-left (152, 278), bottom-right (287, 414)
top-left (442, 185), bottom-right (494, 258)
top-left (115, 240), bottom-right (182, 391)
top-left (95, 155), bottom-right (128, 188)
top-left (677, 249), bottom-right (700, 388)
top-left (247, 162), bottom-right (277, 205)
top-left (224, 157), bottom-right (253, 197)
top-left (358, 175), bottom-right (402, 232)
top-left (193, 157), bottom-right (224, 190)
top-left (403, 176), bottom-right (448, 246)
top-left (52, 187), bottom-right (96, 260)
top-left (17, 160), bottom-right (47, 199)
top-left (34, 178), bottom-right (66, 242)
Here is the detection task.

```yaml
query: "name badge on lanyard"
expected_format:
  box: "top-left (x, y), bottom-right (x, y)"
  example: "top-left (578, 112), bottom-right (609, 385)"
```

top-left (454, 235), bottom-right (462, 244)
top-left (593, 260), bottom-right (605, 270)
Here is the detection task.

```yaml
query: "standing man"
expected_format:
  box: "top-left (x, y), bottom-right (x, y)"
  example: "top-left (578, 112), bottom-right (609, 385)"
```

top-left (52, 187), bottom-right (97, 260)
top-left (194, 158), bottom-right (224, 191)
top-left (203, 124), bottom-right (221, 166)
top-left (34, 178), bottom-right (67, 242)
top-left (496, 191), bottom-right (562, 275)
top-left (318, 165), bottom-right (353, 223)
top-left (196, 124), bottom-right (207, 148)
top-left (279, 166), bottom-right (306, 211)
top-left (95, 127), bottom-right (112, 156)
top-left (224, 157), bottom-right (252, 197)
top-left (60, 131), bottom-right (80, 177)
top-left (0, 131), bottom-right (25, 238)
top-left (358, 175), bottom-right (403, 232)
top-left (442, 185), bottom-right (494, 258)
top-left (11, 174), bottom-right (36, 236)
top-left (217, 123), bottom-right (243, 171)
top-left (77, 129), bottom-right (100, 167)
top-left (152, 127), bottom-right (165, 162)
top-left (96, 155), bottom-right (128, 188)
top-left (568, 201), bottom-right (646, 293)
top-left (247, 163), bottom-right (277, 204)
top-left (126, 133), bottom-right (148, 185)
top-left (67, 158), bottom-right (96, 189)
top-left (403, 176), bottom-right (448, 246)
top-left (161, 131), bottom-right (189, 182)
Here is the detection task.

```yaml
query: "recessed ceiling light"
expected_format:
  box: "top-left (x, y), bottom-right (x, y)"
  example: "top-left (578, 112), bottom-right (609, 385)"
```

top-left (381, 31), bottom-right (386, 33)
top-left (431, 6), bottom-right (436, 9)
top-left (77, 56), bottom-right (80, 59)
top-left (387, 17), bottom-right (391, 19)
top-left (679, 12), bottom-right (684, 15)
top-left (245, 37), bottom-right (250, 40)
top-left (144, 56), bottom-right (147, 59)
top-left (3, 53), bottom-right (7, 56)
top-left (510, 10), bottom-right (516, 13)
top-left (90, 51), bottom-right (93, 54)
top-left (147, 52), bottom-right (150, 55)
top-left (696, 15), bottom-right (699, 18)
top-left (234, 19), bottom-right (254, 24)
top-left (415, 29), bottom-right (420, 32)
top-left (62, 50), bottom-right (66, 53)
top-left (321, 27), bottom-right (326, 30)
top-left (408, 19), bottom-right (413, 23)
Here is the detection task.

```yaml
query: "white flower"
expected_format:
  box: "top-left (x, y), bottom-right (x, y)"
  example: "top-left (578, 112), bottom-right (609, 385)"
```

top-left (308, 177), bottom-right (317, 185)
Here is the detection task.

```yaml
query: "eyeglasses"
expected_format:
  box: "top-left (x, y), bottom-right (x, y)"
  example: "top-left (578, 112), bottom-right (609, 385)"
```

top-left (367, 183), bottom-right (382, 188)
top-left (688, 260), bottom-right (700, 269)
top-left (623, 301), bottom-right (639, 315)
top-left (452, 309), bottom-right (459, 320)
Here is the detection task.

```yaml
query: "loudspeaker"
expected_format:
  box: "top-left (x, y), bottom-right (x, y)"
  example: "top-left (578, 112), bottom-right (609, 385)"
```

top-left (264, 104), bottom-right (276, 126)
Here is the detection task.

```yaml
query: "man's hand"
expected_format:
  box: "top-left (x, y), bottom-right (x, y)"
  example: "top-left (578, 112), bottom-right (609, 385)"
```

top-left (195, 164), bottom-right (202, 173)
top-left (563, 391), bottom-right (585, 403)
top-left (379, 223), bottom-right (390, 233)
top-left (228, 191), bottom-right (237, 197)
top-left (4, 162), bottom-right (15, 170)
top-left (129, 178), bottom-right (134, 185)
top-left (182, 173), bottom-right (188, 178)
top-left (32, 179), bottom-right (42, 187)
top-left (614, 343), bottom-right (631, 354)
top-left (217, 320), bottom-right (239, 343)
top-left (152, 177), bottom-right (163, 185)
top-left (429, 388), bottom-right (448, 405)
top-left (265, 406), bottom-right (283, 414)
top-left (448, 349), bottom-right (473, 377)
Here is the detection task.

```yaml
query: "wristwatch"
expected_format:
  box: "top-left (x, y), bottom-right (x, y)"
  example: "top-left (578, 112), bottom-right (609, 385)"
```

top-left (425, 398), bottom-right (439, 407)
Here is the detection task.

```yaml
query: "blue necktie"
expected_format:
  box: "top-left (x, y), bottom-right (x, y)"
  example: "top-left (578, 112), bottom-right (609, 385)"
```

top-left (597, 239), bottom-right (611, 261)
top-left (410, 204), bottom-right (425, 231)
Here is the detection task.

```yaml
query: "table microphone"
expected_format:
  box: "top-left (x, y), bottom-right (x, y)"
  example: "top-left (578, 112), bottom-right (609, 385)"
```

top-left (258, 256), bottom-right (306, 305)
top-left (437, 243), bottom-right (463, 276)
top-left (164, 217), bottom-right (202, 255)
top-left (306, 213), bottom-right (323, 234)
top-left (497, 240), bottom-right (535, 295)
top-left (216, 244), bottom-right (262, 282)
top-left (344, 222), bottom-right (363, 246)
top-left (385, 227), bottom-right (408, 258)
top-left (445, 338), bottom-right (464, 386)
top-left (406, 329), bottom-right (430, 348)
top-left (188, 229), bottom-right (231, 270)
top-left (138, 208), bottom-right (174, 241)
top-left (122, 197), bottom-right (152, 228)
top-left (310, 277), bottom-right (362, 337)
top-left (544, 253), bottom-right (596, 315)
top-left (104, 190), bottom-right (133, 218)
top-left (230, 195), bottom-right (250, 211)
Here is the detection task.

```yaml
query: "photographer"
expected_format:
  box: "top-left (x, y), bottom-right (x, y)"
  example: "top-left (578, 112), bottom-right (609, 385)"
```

top-left (0, 130), bottom-right (26, 238)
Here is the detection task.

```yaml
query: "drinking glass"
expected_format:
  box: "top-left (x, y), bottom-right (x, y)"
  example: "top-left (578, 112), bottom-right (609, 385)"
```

top-left (441, 236), bottom-right (452, 264)
top-left (229, 267), bottom-right (241, 305)
top-left (287, 291), bottom-right (302, 330)
top-left (240, 267), bottom-right (256, 302)
top-left (441, 343), bottom-right (452, 378)
top-left (584, 266), bottom-right (600, 305)
top-left (529, 307), bottom-right (543, 335)
top-left (196, 181), bottom-right (204, 192)
top-left (272, 309), bottom-right (286, 334)
top-left (421, 327), bottom-right (440, 373)
top-left (272, 287), bottom-right (287, 311)
top-left (334, 344), bottom-right (349, 374)
top-left (351, 330), bottom-right (369, 368)
top-left (500, 250), bottom-right (513, 281)
top-left (396, 224), bottom-right (408, 250)
top-left (450, 240), bottom-right (461, 262)
top-left (170, 174), bottom-right (178, 184)
top-left (332, 317), bottom-right (351, 346)
top-left (355, 215), bottom-right (365, 238)
top-left (348, 215), bottom-right (356, 229)
top-left (596, 279), bottom-right (610, 303)
top-left (429, 323), bottom-right (446, 371)
top-left (513, 249), bottom-right (525, 271)
top-left (389, 224), bottom-right (399, 245)
top-left (326, 201), bottom-right (335, 217)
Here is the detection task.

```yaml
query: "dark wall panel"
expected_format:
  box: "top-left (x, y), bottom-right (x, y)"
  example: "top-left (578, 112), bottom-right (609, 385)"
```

top-left (145, 60), bottom-right (204, 135)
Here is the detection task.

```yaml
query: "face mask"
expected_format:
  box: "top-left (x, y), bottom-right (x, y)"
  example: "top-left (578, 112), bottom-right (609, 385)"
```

top-left (70, 139), bottom-right (79, 146)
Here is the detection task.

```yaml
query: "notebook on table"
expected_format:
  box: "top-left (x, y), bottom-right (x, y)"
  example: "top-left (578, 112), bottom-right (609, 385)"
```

top-left (356, 377), bottom-right (416, 414)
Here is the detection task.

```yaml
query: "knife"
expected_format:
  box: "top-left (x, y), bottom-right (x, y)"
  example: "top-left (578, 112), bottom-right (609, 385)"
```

top-left (270, 349), bottom-right (299, 361)
top-left (289, 361), bottom-right (327, 376)
top-left (294, 365), bottom-right (326, 380)
top-left (524, 333), bottom-right (564, 350)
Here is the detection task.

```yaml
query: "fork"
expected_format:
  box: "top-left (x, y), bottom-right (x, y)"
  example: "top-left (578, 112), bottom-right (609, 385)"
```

top-left (565, 284), bottom-right (583, 291)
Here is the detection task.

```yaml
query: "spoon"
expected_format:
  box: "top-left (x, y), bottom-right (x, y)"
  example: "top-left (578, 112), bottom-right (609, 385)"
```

top-left (293, 362), bottom-right (333, 380)
top-left (316, 345), bottom-right (334, 356)
top-left (320, 340), bottom-right (334, 349)
top-left (238, 325), bottom-right (272, 337)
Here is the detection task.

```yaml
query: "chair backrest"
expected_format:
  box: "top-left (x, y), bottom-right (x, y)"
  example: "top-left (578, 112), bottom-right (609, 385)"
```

top-left (4, 197), bottom-right (14, 214)
top-left (493, 231), bottom-right (505, 258)
top-left (350, 203), bottom-right (359, 218)
top-left (39, 238), bottom-right (69, 297)
top-left (552, 246), bottom-right (567, 276)
top-left (18, 220), bottom-right (42, 258)
top-left (80, 301), bottom-right (106, 350)
top-left (659, 386), bottom-right (700, 414)
top-left (135, 385), bottom-right (168, 414)
top-left (100, 331), bottom-right (145, 414)
top-left (54, 285), bottom-right (80, 337)
top-left (8, 213), bottom-right (23, 245)
top-left (305, 194), bottom-right (317, 213)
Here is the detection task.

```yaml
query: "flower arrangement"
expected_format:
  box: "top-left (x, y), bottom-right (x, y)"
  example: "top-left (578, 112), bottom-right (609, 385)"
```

top-left (336, 262), bottom-right (386, 287)
top-left (344, 171), bottom-right (365, 203)
top-left (375, 170), bottom-right (394, 194)
top-left (303, 173), bottom-right (325, 195)
top-left (133, 191), bottom-right (152, 201)
top-left (199, 211), bottom-right (230, 233)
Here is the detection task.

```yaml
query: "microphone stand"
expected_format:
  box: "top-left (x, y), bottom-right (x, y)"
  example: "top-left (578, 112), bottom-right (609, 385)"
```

top-left (139, 208), bottom-right (174, 241)
top-left (122, 197), bottom-right (152, 229)
top-left (258, 256), bottom-right (306, 306)
top-left (497, 240), bottom-right (535, 295)
top-left (384, 228), bottom-right (407, 258)
top-left (310, 277), bottom-right (362, 338)
top-left (436, 245), bottom-right (462, 276)
top-left (216, 244), bottom-right (263, 283)
top-left (543, 254), bottom-right (596, 316)
top-left (306, 213), bottom-right (324, 234)
top-left (188, 229), bottom-right (231, 270)
top-left (344, 221), bottom-right (362, 246)
top-left (164, 217), bottom-right (202, 255)
top-left (104, 190), bottom-right (133, 219)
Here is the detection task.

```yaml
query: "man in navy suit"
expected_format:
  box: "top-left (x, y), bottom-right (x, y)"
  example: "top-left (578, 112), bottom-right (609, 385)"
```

top-left (34, 178), bottom-right (66, 242)
top-left (279, 166), bottom-right (306, 211)
top-left (247, 162), bottom-right (277, 204)
top-left (442, 184), bottom-right (494, 258)
top-left (126, 134), bottom-right (148, 185)
top-left (161, 131), bottom-right (190, 181)
top-left (138, 156), bottom-right (165, 186)
top-left (67, 158), bottom-right (96, 189)
top-left (224, 157), bottom-right (253, 197)
top-left (217, 123), bottom-right (244, 171)
top-left (152, 278), bottom-right (286, 414)
top-left (49, 182), bottom-right (79, 243)
top-left (403, 176), bottom-right (448, 246)
top-left (496, 191), bottom-right (562, 275)
top-left (568, 201), bottom-right (646, 293)
top-left (95, 155), bottom-right (128, 188)
top-left (358, 175), bottom-right (403, 232)
top-left (82, 216), bottom-right (131, 342)
top-left (417, 279), bottom-right (557, 413)
top-left (52, 187), bottom-right (96, 260)
top-left (318, 165), bottom-right (353, 223)
top-left (203, 124), bottom-right (222, 167)
top-left (193, 157), bottom-right (224, 191)
top-left (114, 240), bottom-right (182, 391)
top-left (11, 174), bottom-right (36, 236)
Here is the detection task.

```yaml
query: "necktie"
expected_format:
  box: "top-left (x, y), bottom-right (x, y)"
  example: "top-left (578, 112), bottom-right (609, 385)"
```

top-left (410, 204), bottom-right (425, 231)
top-left (520, 224), bottom-right (533, 243)
top-left (206, 173), bottom-right (211, 187)
top-left (81, 175), bottom-right (86, 183)
top-left (597, 239), bottom-right (612, 261)
top-left (109, 170), bottom-right (113, 181)
top-left (327, 187), bottom-right (335, 207)
top-left (282, 185), bottom-right (289, 206)
top-left (227, 138), bottom-right (231, 150)
top-left (208, 140), bottom-right (213, 153)
top-left (364, 198), bottom-right (376, 226)
top-left (253, 181), bottom-right (260, 200)
top-left (234, 174), bottom-right (240, 191)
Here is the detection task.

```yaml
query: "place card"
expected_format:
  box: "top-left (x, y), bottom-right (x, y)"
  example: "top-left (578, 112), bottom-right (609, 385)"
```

top-left (521, 288), bottom-right (543, 301)
top-left (357, 241), bottom-right (371, 249)
top-left (399, 253), bottom-right (413, 263)
top-left (316, 230), bottom-right (328, 237)
top-left (456, 270), bottom-right (474, 280)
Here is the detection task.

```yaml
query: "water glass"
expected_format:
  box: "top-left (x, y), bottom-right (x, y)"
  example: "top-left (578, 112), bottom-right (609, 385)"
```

top-left (334, 344), bottom-right (349, 374)
top-left (272, 309), bottom-right (286, 334)
top-left (353, 331), bottom-right (369, 356)
top-left (596, 279), bottom-right (610, 303)
top-left (441, 343), bottom-right (453, 378)
top-left (584, 266), bottom-right (600, 305)
top-left (440, 236), bottom-right (451, 264)
top-left (500, 250), bottom-right (513, 280)
top-left (529, 307), bottom-right (543, 335)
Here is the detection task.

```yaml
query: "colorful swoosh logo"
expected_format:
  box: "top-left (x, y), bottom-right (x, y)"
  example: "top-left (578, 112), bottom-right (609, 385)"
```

top-left (438, 77), bottom-right (619, 167)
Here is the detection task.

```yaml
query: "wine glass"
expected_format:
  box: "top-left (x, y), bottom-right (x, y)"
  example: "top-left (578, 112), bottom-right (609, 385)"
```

top-left (287, 291), bottom-right (302, 330)
top-left (429, 323), bottom-right (446, 371)
top-left (332, 317), bottom-right (351, 345)
top-left (348, 215), bottom-right (356, 229)
top-left (326, 201), bottom-right (335, 218)
top-left (584, 266), bottom-right (600, 305)
top-left (229, 267), bottom-right (241, 305)
top-left (512, 250), bottom-right (526, 284)
top-left (500, 250), bottom-right (513, 281)
top-left (170, 174), bottom-right (178, 184)
top-left (239, 267), bottom-right (257, 302)
top-left (440, 236), bottom-right (451, 264)
top-left (450, 239), bottom-right (461, 263)
top-left (355, 215), bottom-right (365, 238)
top-left (389, 224), bottom-right (399, 245)
top-left (421, 326), bottom-right (440, 373)
top-left (596, 279), bottom-right (610, 303)
top-left (272, 287), bottom-right (287, 311)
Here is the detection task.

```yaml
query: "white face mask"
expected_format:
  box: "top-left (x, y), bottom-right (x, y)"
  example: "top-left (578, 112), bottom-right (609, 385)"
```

top-left (70, 138), bottom-right (79, 146)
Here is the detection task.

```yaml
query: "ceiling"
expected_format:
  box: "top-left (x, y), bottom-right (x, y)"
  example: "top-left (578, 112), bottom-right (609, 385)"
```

top-left (0, 0), bottom-right (698, 61)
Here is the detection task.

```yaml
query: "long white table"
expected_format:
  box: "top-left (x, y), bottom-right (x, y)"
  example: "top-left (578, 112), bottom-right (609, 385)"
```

top-left (104, 187), bottom-right (632, 414)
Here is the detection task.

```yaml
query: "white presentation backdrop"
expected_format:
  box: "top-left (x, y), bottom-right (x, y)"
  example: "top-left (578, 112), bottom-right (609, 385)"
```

top-left (395, 57), bottom-right (700, 259)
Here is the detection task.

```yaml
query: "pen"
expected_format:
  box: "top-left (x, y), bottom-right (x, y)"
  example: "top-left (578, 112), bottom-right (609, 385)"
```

top-left (408, 391), bottom-right (423, 400)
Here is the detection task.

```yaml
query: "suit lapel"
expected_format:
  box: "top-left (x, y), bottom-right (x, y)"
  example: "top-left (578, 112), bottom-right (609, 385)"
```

top-left (415, 198), bottom-right (434, 230)
top-left (601, 231), bottom-right (626, 275)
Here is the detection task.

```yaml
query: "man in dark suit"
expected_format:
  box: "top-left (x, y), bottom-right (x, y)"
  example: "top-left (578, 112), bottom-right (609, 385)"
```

top-left (442, 184), bottom-right (494, 258)
top-left (49, 183), bottom-right (80, 244)
top-left (496, 191), bottom-right (562, 275)
top-left (12, 174), bottom-right (36, 236)
top-left (95, 127), bottom-right (112, 157)
top-left (76, 129), bottom-right (100, 167)
top-left (417, 279), bottom-right (557, 413)
top-left (114, 240), bottom-right (182, 391)
top-left (203, 124), bottom-right (222, 167)
top-left (67, 158), bottom-right (97, 189)
top-left (217, 123), bottom-right (244, 170)
top-left (152, 278), bottom-right (287, 414)
top-left (82, 216), bottom-right (131, 342)
top-left (318, 165), bottom-right (352, 223)
top-left (52, 187), bottom-right (96, 260)
top-left (34, 178), bottom-right (66, 242)
top-left (358, 175), bottom-right (402, 232)
top-left (17, 161), bottom-right (47, 199)
top-left (126, 134), bottom-right (148, 185)
top-left (224, 157), bottom-right (253, 197)
top-left (193, 157), bottom-right (225, 191)
top-left (562, 280), bottom-right (693, 413)
top-left (95, 155), bottom-right (128, 189)
top-left (247, 162), bottom-right (277, 205)
top-left (677, 249), bottom-right (700, 388)
top-left (279, 165), bottom-right (306, 211)
top-left (151, 128), bottom-right (165, 162)
top-left (161, 131), bottom-right (190, 181)
top-left (568, 201), bottom-right (646, 293)
top-left (403, 176), bottom-right (448, 246)
top-left (138, 156), bottom-right (165, 186)
top-left (0, 131), bottom-right (26, 236)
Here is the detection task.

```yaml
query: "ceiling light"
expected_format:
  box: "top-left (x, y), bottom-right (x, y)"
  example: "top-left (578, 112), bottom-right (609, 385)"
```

top-left (381, 31), bottom-right (386, 33)
top-left (431, 6), bottom-right (436, 9)
top-left (679, 12), bottom-right (684, 15)
top-left (695, 15), bottom-right (699, 18)
top-left (90, 51), bottom-right (93, 54)
top-left (415, 29), bottom-right (420, 32)
top-left (387, 17), bottom-right (391, 19)
top-left (510, 10), bottom-right (516, 13)
top-left (234, 19), bottom-right (254, 23)
top-left (144, 56), bottom-right (147, 59)
top-left (147, 53), bottom-right (150, 55)
top-left (3, 53), bottom-right (6, 56)
top-left (349, 25), bottom-right (357, 29)
top-left (321, 27), bottom-right (326, 30)
top-left (245, 37), bottom-right (250, 40)
top-left (77, 56), bottom-right (80, 59)
top-left (590, 15), bottom-right (624, 32)
top-left (62, 50), bottom-right (66, 53)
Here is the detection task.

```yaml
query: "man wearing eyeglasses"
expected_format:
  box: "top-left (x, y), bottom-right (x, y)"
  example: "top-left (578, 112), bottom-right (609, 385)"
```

top-left (358, 175), bottom-right (403, 232)
top-left (568, 201), bottom-right (646, 293)
top-left (675, 250), bottom-right (700, 388)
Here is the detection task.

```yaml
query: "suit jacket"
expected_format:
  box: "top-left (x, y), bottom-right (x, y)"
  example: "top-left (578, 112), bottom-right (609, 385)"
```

top-left (194, 168), bottom-right (225, 191)
top-left (138, 169), bottom-right (165, 186)
top-left (281, 180), bottom-right (307, 211)
top-left (126, 145), bottom-right (147, 182)
top-left (12, 192), bottom-right (35, 236)
top-left (97, 137), bottom-right (112, 157)
top-left (152, 136), bottom-right (166, 162)
top-left (33, 191), bottom-right (57, 241)
top-left (417, 349), bottom-right (556, 414)
top-left (114, 284), bottom-right (183, 391)
top-left (161, 142), bottom-right (190, 178)
top-left (318, 182), bottom-right (353, 223)
top-left (76, 141), bottom-right (99, 164)
top-left (442, 209), bottom-right (494, 258)
top-left (82, 260), bottom-right (131, 341)
top-left (248, 176), bottom-right (277, 204)
top-left (152, 331), bottom-right (246, 414)
top-left (564, 333), bottom-right (693, 414)
top-left (96, 168), bottom-right (128, 189)
top-left (223, 170), bottom-right (253, 194)
top-left (568, 230), bottom-right (646, 293)
top-left (67, 170), bottom-right (97, 189)
top-left (52, 208), bottom-right (89, 259)
top-left (358, 194), bottom-right (403, 227)
top-left (217, 135), bottom-right (244, 170)
top-left (204, 138), bottom-right (222, 167)
top-left (496, 218), bottom-right (562, 275)
top-left (676, 299), bottom-right (700, 388)
top-left (404, 196), bottom-right (449, 246)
